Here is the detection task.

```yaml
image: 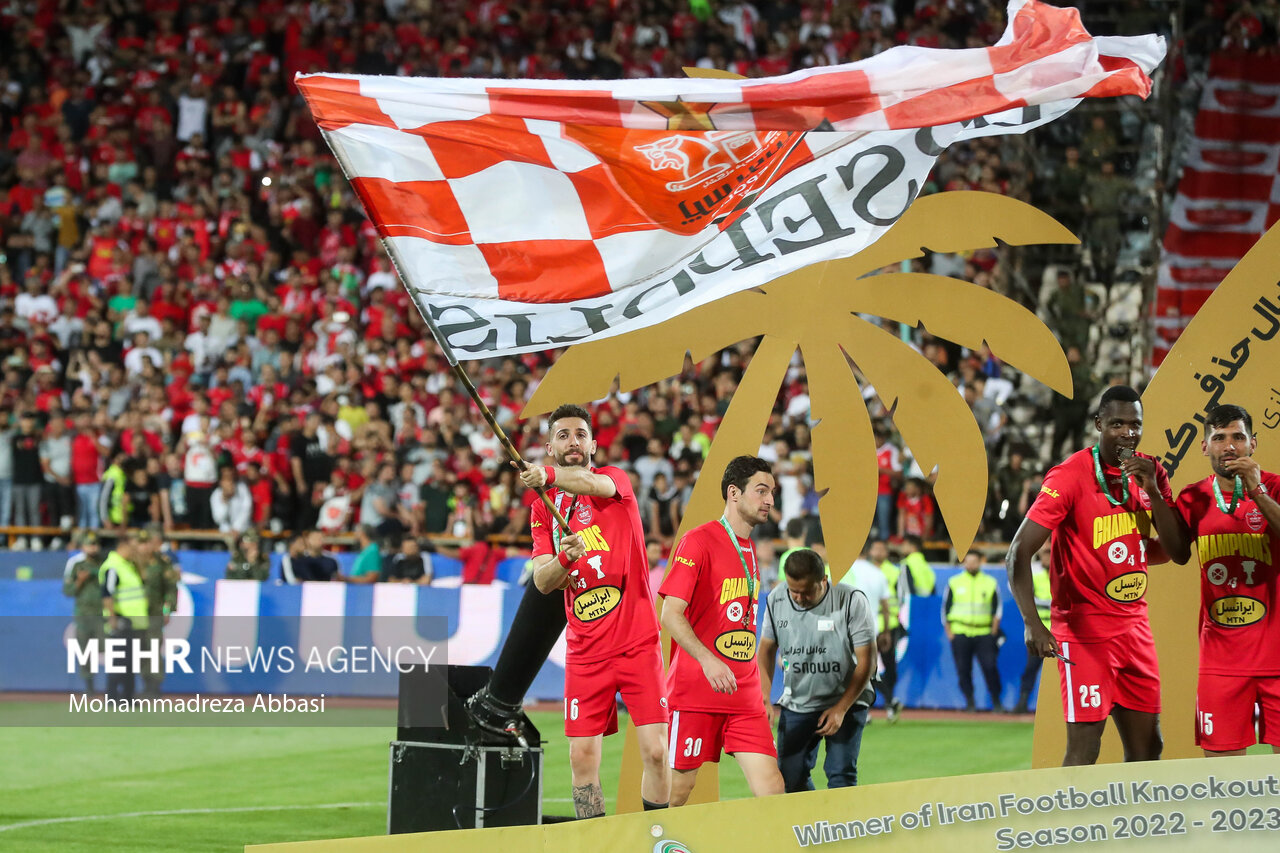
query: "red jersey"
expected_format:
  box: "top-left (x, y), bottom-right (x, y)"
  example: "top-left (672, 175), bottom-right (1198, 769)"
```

top-left (70, 433), bottom-right (102, 485)
top-left (249, 477), bottom-right (273, 524)
top-left (897, 492), bottom-right (934, 537)
top-left (529, 466), bottom-right (658, 665)
top-left (659, 519), bottom-right (763, 713)
top-left (1026, 447), bottom-right (1172, 642)
top-left (1175, 472), bottom-right (1280, 676)
top-left (876, 443), bottom-right (900, 496)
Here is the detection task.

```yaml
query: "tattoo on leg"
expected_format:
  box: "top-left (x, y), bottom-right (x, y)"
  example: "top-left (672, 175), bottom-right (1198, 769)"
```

top-left (572, 783), bottom-right (605, 818)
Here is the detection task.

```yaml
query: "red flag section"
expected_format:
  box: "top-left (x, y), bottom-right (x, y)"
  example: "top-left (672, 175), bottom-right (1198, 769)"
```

top-left (1155, 54), bottom-right (1280, 366)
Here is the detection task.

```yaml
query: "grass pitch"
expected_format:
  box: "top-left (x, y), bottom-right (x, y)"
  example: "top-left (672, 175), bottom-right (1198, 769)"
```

top-left (0, 703), bottom-right (1031, 851)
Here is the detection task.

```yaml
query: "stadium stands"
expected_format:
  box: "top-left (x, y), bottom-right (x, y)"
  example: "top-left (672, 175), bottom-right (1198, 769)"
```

top-left (0, 0), bottom-right (1267, 561)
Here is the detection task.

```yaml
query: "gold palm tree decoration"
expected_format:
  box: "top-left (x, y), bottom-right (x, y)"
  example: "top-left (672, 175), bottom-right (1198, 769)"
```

top-left (524, 191), bottom-right (1077, 576)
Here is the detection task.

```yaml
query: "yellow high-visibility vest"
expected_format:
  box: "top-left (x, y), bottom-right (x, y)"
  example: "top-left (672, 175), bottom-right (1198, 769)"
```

top-left (902, 551), bottom-right (936, 596)
top-left (1032, 567), bottom-right (1052, 624)
top-left (99, 551), bottom-right (149, 630)
top-left (946, 571), bottom-right (997, 637)
top-left (879, 560), bottom-right (901, 632)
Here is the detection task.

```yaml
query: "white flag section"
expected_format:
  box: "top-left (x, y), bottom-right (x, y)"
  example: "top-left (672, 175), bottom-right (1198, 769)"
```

top-left (299, 0), bottom-right (1164, 359)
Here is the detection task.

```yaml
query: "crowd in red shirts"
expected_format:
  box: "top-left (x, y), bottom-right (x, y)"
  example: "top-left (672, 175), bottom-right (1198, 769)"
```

top-left (0, 1), bottom-right (1231, 558)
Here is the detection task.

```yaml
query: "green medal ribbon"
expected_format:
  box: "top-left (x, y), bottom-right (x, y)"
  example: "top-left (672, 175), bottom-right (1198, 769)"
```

top-left (1092, 445), bottom-right (1130, 508)
top-left (719, 516), bottom-right (757, 627)
top-left (1212, 476), bottom-right (1243, 515)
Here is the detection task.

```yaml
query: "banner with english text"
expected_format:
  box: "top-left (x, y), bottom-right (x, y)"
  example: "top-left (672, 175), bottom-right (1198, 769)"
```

top-left (249, 754), bottom-right (1280, 851)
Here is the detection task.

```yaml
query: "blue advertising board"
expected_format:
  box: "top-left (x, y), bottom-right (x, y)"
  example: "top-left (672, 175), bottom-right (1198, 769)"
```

top-left (0, 552), bottom-right (1037, 709)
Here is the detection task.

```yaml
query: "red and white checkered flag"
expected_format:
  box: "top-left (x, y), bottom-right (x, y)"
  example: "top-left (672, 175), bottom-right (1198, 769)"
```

top-left (299, 0), bottom-right (1163, 358)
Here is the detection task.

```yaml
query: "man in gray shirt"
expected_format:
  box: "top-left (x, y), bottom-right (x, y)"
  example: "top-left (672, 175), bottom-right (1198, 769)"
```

top-left (759, 548), bottom-right (877, 791)
top-left (0, 411), bottom-right (12, 528)
top-left (40, 414), bottom-right (75, 543)
top-left (359, 461), bottom-right (403, 536)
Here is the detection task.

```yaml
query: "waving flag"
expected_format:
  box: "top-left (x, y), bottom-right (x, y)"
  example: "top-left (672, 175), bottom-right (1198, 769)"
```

top-left (299, 0), bottom-right (1164, 359)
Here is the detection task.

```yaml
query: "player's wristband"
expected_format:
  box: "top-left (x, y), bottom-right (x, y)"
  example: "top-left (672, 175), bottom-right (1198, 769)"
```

top-left (1251, 483), bottom-right (1269, 499)
top-left (557, 550), bottom-right (574, 569)
top-left (544, 466), bottom-right (556, 487)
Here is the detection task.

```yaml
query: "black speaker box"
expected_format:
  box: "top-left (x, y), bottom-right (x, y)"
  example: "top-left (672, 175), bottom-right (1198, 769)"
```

top-left (388, 665), bottom-right (543, 833)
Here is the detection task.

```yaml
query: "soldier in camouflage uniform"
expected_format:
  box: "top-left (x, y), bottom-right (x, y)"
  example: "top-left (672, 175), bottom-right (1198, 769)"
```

top-left (1082, 160), bottom-right (1133, 286)
top-left (62, 530), bottom-right (104, 693)
top-left (139, 527), bottom-right (181, 698)
top-left (224, 529), bottom-right (271, 581)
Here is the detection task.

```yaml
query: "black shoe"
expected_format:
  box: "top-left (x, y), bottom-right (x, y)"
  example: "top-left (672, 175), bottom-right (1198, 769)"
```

top-left (963, 702), bottom-right (976, 713)
top-left (1013, 701), bottom-right (1029, 714)
top-left (465, 686), bottom-right (525, 743)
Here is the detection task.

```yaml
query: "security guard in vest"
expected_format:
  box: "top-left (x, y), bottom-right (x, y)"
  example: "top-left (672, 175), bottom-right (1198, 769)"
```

top-left (1015, 544), bottom-right (1053, 714)
top-left (62, 530), bottom-right (104, 694)
top-left (141, 526), bottom-right (181, 698)
top-left (99, 451), bottom-right (128, 531)
top-left (899, 535), bottom-right (937, 596)
top-left (943, 549), bottom-right (1003, 712)
top-left (99, 530), bottom-right (150, 700)
top-left (868, 538), bottom-right (906, 721)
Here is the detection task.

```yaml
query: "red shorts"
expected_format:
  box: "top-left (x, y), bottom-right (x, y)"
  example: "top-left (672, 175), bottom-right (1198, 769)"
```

top-left (667, 708), bottom-right (776, 770)
top-left (1196, 672), bottom-right (1280, 752)
top-left (563, 643), bottom-right (668, 738)
top-left (1056, 620), bottom-right (1160, 723)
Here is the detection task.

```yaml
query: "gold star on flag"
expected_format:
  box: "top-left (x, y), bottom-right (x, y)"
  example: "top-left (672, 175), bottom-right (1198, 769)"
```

top-left (640, 97), bottom-right (719, 131)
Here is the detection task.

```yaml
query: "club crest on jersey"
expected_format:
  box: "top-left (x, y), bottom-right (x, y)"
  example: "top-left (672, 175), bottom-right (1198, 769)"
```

top-left (714, 630), bottom-right (756, 661)
top-left (1108, 541), bottom-right (1129, 564)
top-left (1247, 508), bottom-right (1266, 532)
top-left (1106, 571), bottom-right (1147, 602)
top-left (576, 502), bottom-right (593, 525)
top-left (572, 585), bottom-right (621, 621)
top-left (1206, 563), bottom-right (1229, 586)
top-left (725, 601), bottom-right (744, 623)
top-left (1210, 595), bottom-right (1266, 627)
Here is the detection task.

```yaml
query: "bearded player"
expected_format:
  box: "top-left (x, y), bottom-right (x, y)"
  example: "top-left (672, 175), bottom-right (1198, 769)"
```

top-left (520, 404), bottom-right (668, 817)
top-left (1167, 404), bottom-right (1280, 756)
top-left (1008, 386), bottom-right (1185, 765)
top-left (659, 455), bottom-right (785, 805)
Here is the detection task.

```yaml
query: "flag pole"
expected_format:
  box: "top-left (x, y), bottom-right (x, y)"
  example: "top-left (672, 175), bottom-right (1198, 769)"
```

top-left (317, 126), bottom-right (568, 742)
top-left (313, 129), bottom-right (573, 536)
top-left (307, 121), bottom-right (573, 532)
top-left (408, 296), bottom-right (574, 536)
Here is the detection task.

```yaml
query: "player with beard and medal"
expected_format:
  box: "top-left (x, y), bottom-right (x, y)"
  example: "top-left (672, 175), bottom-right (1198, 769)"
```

top-left (1008, 385), bottom-right (1184, 765)
top-left (1166, 404), bottom-right (1280, 756)
top-left (659, 455), bottom-right (785, 806)
top-left (520, 403), bottom-right (668, 818)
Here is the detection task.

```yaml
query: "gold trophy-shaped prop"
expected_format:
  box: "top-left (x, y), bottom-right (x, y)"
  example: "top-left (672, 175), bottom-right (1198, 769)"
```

top-left (525, 190), bottom-right (1079, 807)
top-left (526, 190), bottom-right (1076, 577)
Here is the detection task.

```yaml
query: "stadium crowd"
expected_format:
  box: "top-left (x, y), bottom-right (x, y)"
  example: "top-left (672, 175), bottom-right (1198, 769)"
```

top-left (0, 0), bottom-right (1249, 571)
